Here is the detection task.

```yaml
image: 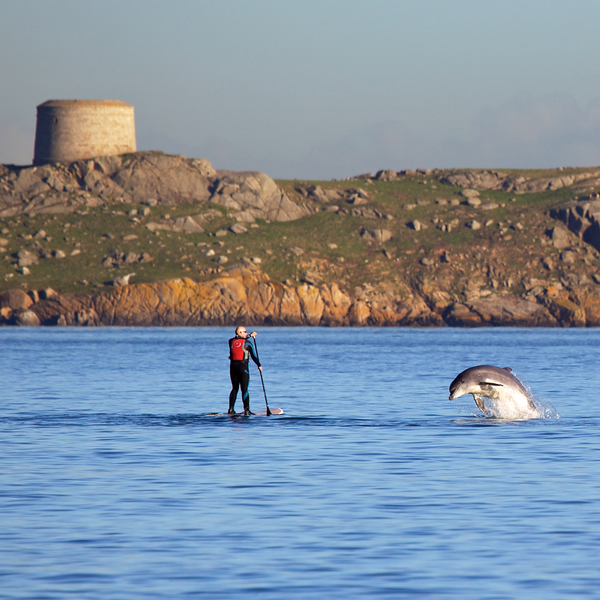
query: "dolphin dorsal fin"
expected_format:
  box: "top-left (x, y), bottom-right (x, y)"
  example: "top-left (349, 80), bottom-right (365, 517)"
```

top-left (502, 367), bottom-right (512, 372)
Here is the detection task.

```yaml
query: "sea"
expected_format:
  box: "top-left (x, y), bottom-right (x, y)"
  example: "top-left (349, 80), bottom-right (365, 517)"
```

top-left (1, 326), bottom-right (599, 599)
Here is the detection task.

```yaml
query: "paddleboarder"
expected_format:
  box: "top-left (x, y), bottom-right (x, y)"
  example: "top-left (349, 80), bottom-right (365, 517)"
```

top-left (228, 326), bottom-right (262, 415)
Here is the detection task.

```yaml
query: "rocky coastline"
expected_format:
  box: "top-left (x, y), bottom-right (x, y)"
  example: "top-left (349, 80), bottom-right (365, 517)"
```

top-left (2, 263), bottom-right (599, 328)
top-left (3, 153), bottom-right (600, 328)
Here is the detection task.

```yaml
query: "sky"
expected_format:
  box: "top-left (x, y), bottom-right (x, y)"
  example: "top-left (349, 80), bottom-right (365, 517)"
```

top-left (2, 0), bottom-right (600, 180)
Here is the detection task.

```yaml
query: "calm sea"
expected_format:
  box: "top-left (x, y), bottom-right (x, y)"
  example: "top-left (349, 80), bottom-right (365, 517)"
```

top-left (1, 327), bottom-right (599, 599)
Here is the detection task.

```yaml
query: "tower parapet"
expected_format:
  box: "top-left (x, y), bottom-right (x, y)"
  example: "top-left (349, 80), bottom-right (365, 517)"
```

top-left (33, 99), bottom-right (136, 165)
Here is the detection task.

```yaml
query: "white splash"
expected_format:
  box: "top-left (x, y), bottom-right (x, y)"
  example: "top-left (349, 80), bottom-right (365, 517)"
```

top-left (474, 383), bottom-right (559, 420)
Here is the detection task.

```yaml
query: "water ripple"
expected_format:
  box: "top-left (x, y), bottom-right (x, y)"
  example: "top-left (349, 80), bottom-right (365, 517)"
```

top-left (2, 327), bottom-right (600, 599)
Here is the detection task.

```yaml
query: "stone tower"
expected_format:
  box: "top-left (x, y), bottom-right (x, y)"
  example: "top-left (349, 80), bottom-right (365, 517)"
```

top-left (33, 99), bottom-right (136, 165)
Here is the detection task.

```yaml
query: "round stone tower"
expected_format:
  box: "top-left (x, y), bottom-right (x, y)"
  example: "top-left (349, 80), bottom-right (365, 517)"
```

top-left (33, 99), bottom-right (136, 165)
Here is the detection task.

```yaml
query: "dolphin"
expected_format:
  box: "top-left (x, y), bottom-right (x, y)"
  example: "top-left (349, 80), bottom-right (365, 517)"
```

top-left (449, 365), bottom-right (537, 418)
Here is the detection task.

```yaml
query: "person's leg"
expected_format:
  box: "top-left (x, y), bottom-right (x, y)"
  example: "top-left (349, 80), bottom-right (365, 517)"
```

top-left (240, 368), bottom-right (252, 414)
top-left (229, 364), bottom-right (241, 413)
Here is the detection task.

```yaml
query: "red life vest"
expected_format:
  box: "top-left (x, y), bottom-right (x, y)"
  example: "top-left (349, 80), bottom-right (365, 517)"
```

top-left (230, 338), bottom-right (247, 361)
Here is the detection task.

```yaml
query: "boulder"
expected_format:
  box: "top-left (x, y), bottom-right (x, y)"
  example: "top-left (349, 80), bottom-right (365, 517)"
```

top-left (296, 185), bottom-right (342, 203)
top-left (146, 221), bottom-right (174, 233)
top-left (0, 289), bottom-right (33, 310)
top-left (112, 273), bottom-right (135, 286)
top-left (15, 249), bottom-right (39, 267)
top-left (123, 252), bottom-right (139, 264)
top-left (173, 216), bottom-right (204, 233)
top-left (360, 228), bottom-right (392, 242)
top-left (546, 226), bottom-right (571, 249)
top-left (212, 171), bottom-right (311, 222)
top-left (374, 169), bottom-right (398, 181)
top-left (347, 195), bottom-right (368, 205)
top-left (347, 188), bottom-right (369, 199)
top-left (229, 223), bottom-right (248, 234)
top-left (146, 214), bottom-right (207, 234)
top-left (40, 288), bottom-right (58, 300)
top-left (111, 152), bottom-right (213, 204)
top-left (14, 309), bottom-right (40, 327)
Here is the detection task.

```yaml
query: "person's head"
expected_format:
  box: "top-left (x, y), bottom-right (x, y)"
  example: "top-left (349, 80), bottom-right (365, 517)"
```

top-left (235, 326), bottom-right (248, 338)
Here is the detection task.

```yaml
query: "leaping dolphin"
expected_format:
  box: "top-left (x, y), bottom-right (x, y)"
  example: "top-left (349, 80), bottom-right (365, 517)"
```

top-left (449, 365), bottom-right (538, 418)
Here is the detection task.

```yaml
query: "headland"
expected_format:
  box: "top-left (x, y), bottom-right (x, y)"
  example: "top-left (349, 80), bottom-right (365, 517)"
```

top-left (2, 151), bottom-right (600, 327)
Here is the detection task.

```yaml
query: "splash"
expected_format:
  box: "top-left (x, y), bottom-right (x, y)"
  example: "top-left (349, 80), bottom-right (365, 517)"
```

top-left (475, 383), bottom-right (560, 420)
top-left (528, 395), bottom-right (561, 420)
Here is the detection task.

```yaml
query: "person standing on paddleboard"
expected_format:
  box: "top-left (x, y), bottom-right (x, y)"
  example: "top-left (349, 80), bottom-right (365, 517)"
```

top-left (228, 326), bottom-right (262, 415)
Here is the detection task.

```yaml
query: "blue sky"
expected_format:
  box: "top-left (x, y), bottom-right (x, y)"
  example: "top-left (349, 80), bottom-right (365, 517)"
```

top-left (2, 0), bottom-right (600, 179)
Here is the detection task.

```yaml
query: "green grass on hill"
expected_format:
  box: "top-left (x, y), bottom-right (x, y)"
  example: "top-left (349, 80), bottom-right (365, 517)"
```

top-left (1, 167), bottom-right (598, 297)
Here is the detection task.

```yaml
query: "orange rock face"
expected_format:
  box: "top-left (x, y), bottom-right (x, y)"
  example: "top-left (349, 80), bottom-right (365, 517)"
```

top-left (10, 265), bottom-right (600, 328)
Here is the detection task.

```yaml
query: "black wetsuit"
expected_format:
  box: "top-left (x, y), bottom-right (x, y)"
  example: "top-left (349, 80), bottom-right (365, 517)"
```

top-left (228, 336), bottom-right (261, 413)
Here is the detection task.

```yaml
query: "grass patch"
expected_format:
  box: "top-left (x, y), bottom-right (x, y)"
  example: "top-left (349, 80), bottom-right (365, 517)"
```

top-left (1, 166), bottom-right (599, 296)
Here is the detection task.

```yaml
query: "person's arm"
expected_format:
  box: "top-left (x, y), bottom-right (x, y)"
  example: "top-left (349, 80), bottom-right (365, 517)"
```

top-left (246, 340), bottom-right (262, 370)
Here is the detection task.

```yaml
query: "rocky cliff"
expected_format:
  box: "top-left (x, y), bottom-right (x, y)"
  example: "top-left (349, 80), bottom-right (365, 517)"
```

top-left (3, 263), bottom-right (600, 328)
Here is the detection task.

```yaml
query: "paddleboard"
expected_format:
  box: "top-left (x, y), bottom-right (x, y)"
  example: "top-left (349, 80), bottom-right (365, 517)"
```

top-left (205, 408), bottom-right (284, 417)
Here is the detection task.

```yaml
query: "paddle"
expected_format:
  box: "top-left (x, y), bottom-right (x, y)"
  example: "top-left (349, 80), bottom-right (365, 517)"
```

top-left (250, 334), bottom-right (271, 416)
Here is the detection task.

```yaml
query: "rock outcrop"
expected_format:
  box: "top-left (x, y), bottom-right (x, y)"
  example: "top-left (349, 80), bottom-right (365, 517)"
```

top-left (550, 194), bottom-right (600, 252)
top-left (345, 167), bottom-right (600, 192)
top-left (4, 265), bottom-right (600, 328)
top-left (0, 288), bottom-right (40, 325)
top-left (27, 266), bottom-right (364, 327)
top-left (443, 295), bottom-right (557, 327)
top-left (440, 170), bottom-right (600, 193)
top-left (0, 152), bottom-right (311, 223)
top-left (212, 171), bottom-right (309, 222)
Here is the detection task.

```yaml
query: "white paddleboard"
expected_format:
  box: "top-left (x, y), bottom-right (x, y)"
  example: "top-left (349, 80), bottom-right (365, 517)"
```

top-left (205, 408), bottom-right (284, 417)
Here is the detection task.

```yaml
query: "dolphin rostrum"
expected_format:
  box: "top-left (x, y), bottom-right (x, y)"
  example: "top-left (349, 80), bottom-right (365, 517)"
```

top-left (449, 365), bottom-right (537, 418)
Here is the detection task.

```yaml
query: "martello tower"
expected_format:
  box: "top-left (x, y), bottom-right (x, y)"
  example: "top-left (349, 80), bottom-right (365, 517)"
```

top-left (33, 99), bottom-right (136, 165)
